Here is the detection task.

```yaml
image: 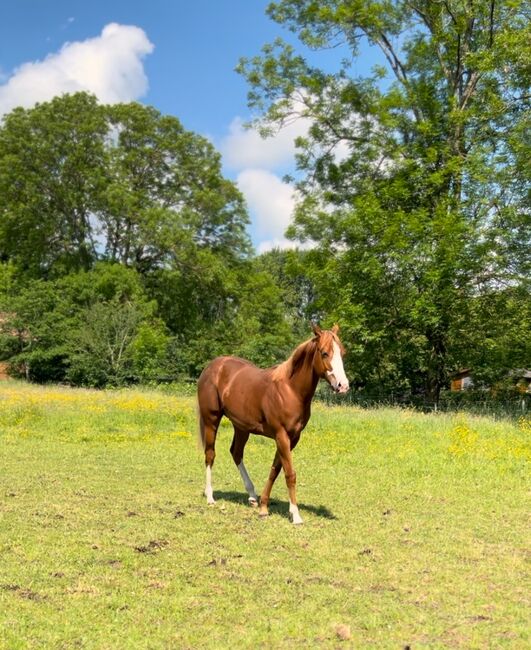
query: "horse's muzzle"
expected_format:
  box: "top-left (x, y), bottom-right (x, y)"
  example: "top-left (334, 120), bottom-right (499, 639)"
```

top-left (329, 378), bottom-right (349, 394)
top-left (335, 383), bottom-right (349, 394)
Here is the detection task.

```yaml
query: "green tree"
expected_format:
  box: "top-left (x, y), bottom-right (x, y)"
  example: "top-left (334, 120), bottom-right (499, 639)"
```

top-left (0, 278), bottom-right (75, 382)
top-left (67, 299), bottom-right (144, 387)
top-left (0, 93), bottom-right (108, 276)
top-left (168, 257), bottom-right (301, 377)
top-left (101, 102), bottom-right (251, 271)
top-left (239, 0), bottom-right (530, 401)
top-left (130, 321), bottom-right (172, 383)
top-left (254, 248), bottom-right (316, 337)
top-left (0, 94), bottom-right (258, 384)
top-left (0, 94), bottom-right (251, 281)
top-left (0, 264), bottom-right (170, 386)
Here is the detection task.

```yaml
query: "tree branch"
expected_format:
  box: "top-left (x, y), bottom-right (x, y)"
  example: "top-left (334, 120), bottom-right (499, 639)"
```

top-left (443, 1), bottom-right (459, 28)
top-left (460, 70), bottom-right (481, 110)
top-left (372, 31), bottom-right (424, 123)
top-left (407, 2), bottom-right (453, 84)
top-left (488, 0), bottom-right (496, 48)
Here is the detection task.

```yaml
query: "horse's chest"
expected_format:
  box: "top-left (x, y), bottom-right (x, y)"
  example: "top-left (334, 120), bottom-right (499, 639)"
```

top-left (291, 413), bottom-right (309, 436)
top-left (277, 404), bottom-right (310, 438)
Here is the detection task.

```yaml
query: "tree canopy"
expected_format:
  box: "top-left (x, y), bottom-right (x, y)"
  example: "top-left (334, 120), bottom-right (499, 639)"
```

top-left (0, 93), bottom-right (251, 277)
top-left (238, 0), bottom-right (530, 400)
top-left (0, 93), bottom-right (301, 383)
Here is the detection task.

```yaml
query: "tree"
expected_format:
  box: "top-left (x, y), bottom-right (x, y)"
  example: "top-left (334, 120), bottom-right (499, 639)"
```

top-left (0, 263), bottom-right (171, 386)
top-left (0, 94), bottom-right (258, 383)
top-left (163, 256), bottom-right (303, 377)
top-left (101, 102), bottom-right (251, 272)
top-left (0, 93), bottom-right (251, 280)
top-left (239, 0), bottom-right (530, 401)
top-left (254, 248), bottom-right (317, 337)
top-left (0, 93), bottom-right (108, 275)
top-left (0, 277), bottom-right (73, 382)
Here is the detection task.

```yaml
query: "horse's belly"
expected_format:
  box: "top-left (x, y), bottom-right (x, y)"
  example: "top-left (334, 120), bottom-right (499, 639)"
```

top-left (222, 405), bottom-right (266, 436)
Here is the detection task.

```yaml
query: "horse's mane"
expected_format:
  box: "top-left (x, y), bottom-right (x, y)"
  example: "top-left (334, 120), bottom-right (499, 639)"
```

top-left (271, 338), bottom-right (316, 382)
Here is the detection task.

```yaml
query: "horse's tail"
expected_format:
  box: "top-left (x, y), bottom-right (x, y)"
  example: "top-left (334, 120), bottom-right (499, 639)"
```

top-left (197, 406), bottom-right (206, 451)
top-left (196, 368), bottom-right (211, 451)
top-left (196, 361), bottom-right (223, 454)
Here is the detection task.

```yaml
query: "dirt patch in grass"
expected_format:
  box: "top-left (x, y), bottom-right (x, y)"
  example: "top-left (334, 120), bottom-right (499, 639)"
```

top-left (133, 539), bottom-right (169, 554)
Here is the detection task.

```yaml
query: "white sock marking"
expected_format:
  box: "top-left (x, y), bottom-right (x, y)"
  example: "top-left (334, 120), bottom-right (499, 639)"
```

top-left (289, 501), bottom-right (303, 525)
top-left (205, 465), bottom-right (215, 504)
top-left (238, 462), bottom-right (258, 503)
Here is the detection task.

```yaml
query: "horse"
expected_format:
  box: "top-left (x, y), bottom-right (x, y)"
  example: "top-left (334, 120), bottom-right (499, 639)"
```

top-left (197, 323), bottom-right (349, 524)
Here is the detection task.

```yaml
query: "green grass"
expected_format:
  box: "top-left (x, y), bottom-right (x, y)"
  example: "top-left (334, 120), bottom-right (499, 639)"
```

top-left (0, 381), bottom-right (529, 649)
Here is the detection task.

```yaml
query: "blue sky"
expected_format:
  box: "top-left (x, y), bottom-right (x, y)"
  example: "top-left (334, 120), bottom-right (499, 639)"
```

top-left (0, 0), bottom-right (382, 251)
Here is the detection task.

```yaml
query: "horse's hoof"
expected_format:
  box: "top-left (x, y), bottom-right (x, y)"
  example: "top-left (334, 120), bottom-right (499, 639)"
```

top-left (258, 510), bottom-right (269, 518)
top-left (248, 497), bottom-right (258, 507)
top-left (206, 499), bottom-right (216, 506)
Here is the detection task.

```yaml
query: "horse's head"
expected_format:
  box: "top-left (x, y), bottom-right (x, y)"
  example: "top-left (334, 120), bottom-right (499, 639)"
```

top-left (311, 323), bottom-right (350, 394)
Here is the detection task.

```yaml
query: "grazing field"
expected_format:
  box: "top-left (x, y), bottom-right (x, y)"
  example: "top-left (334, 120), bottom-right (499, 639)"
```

top-left (0, 382), bottom-right (529, 649)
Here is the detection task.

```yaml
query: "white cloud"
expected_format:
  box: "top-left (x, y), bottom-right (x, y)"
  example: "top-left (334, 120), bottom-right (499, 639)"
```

top-left (221, 92), bottom-right (357, 251)
top-left (222, 115), bottom-right (311, 171)
top-left (221, 105), bottom-right (309, 250)
top-left (0, 23), bottom-right (153, 117)
top-left (237, 169), bottom-right (296, 241)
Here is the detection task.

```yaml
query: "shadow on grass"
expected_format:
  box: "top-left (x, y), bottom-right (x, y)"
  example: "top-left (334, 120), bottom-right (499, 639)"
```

top-left (213, 490), bottom-right (337, 520)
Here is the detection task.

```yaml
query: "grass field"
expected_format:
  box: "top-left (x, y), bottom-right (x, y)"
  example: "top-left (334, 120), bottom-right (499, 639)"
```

top-left (0, 381), bottom-right (529, 649)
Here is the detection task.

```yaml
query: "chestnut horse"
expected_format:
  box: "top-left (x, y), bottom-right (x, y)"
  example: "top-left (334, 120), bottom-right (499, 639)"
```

top-left (197, 324), bottom-right (349, 524)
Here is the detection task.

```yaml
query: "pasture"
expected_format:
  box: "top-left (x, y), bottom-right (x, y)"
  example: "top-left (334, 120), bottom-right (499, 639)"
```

top-left (0, 382), bottom-right (529, 648)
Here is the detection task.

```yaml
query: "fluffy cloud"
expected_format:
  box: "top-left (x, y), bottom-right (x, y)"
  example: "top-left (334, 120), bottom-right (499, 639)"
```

top-left (0, 23), bottom-right (153, 116)
top-left (222, 114), bottom-right (308, 251)
top-left (222, 115), bottom-right (311, 171)
top-left (222, 104), bottom-right (353, 250)
top-left (237, 168), bottom-right (296, 243)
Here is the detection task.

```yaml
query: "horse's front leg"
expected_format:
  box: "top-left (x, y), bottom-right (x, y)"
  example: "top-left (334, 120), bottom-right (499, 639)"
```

top-left (278, 431), bottom-right (303, 525)
top-left (263, 430), bottom-right (303, 524)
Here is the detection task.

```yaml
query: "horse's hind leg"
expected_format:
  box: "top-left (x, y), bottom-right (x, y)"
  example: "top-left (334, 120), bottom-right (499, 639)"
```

top-left (198, 377), bottom-right (222, 505)
top-left (201, 416), bottom-right (220, 505)
top-left (230, 428), bottom-right (258, 506)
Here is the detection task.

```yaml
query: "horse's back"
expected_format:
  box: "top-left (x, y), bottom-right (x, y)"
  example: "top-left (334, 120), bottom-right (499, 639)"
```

top-left (199, 355), bottom-right (269, 394)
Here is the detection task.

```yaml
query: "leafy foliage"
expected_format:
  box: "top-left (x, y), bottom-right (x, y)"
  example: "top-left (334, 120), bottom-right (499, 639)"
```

top-left (0, 94), bottom-right (301, 384)
top-left (239, 0), bottom-right (530, 400)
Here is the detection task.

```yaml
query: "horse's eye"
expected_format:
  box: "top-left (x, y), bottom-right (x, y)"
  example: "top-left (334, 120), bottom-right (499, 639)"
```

top-left (321, 351), bottom-right (329, 359)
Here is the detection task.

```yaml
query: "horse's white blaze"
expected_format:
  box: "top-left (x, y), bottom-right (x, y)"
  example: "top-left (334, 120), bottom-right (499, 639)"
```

top-left (289, 501), bottom-right (303, 525)
top-left (327, 341), bottom-right (349, 392)
top-left (238, 462), bottom-right (258, 503)
top-left (205, 466), bottom-right (215, 504)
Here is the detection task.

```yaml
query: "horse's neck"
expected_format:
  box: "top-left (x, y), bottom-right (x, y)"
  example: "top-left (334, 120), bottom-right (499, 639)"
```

top-left (289, 346), bottom-right (319, 403)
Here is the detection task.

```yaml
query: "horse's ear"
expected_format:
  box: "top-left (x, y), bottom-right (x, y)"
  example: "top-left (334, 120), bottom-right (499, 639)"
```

top-left (331, 323), bottom-right (340, 335)
top-left (311, 322), bottom-right (322, 337)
